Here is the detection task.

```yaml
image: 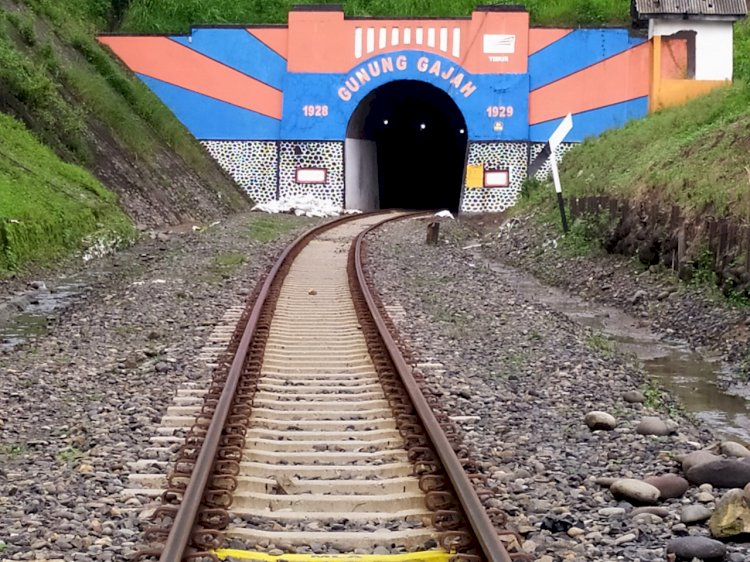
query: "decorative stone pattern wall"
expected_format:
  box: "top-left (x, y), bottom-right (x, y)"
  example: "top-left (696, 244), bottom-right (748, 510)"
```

top-left (279, 142), bottom-right (345, 205)
top-left (201, 139), bottom-right (578, 212)
top-left (460, 142), bottom-right (529, 213)
top-left (529, 142), bottom-right (576, 181)
top-left (202, 141), bottom-right (278, 204)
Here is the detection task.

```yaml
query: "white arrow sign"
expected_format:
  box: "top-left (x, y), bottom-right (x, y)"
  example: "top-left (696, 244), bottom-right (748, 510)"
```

top-left (547, 113), bottom-right (573, 233)
top-left (549, 112), bottom-right (573, 151)
top-left (549, 113), bottom-right (573, 195)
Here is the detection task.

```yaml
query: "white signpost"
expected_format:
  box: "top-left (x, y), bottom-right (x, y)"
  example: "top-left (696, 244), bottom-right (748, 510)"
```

top-left (548, 113), bottom-right (573, 232)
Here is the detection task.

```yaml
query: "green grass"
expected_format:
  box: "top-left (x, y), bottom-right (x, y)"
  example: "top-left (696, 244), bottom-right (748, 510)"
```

top-left (202, 252), bottom-right (246, 282)
top-left (0, 0), bottom-right (246, 272)
top-left (56, 446), bottom-right (83, 464)
top-left (0, 442), bottom-right (28, 458)
top-left (6, 0), bottom-right (215, 171)
top-left (243, 215), bottom-right (308, 243)
top-left (214, 253), bottom-right (246, 268)
top-left (586, 332), bottom-right (615, 357)
top-left (120, 0), bottom-right (629, 33)
top-left (558, 83), bottom-right (750, 221)
top-left (0, 12), bottom-right (90, 163)
top-left (0, 112), bottom-right (134, 275)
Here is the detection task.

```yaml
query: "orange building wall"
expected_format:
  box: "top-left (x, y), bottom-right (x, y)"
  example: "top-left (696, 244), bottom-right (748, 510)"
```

top-left (650, 35), bottom-right (729, 112)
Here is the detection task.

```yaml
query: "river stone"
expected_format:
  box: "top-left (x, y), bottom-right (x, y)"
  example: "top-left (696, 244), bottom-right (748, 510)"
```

top-left (721, 441), bottom-right (750, 458)
top-left (598, 507), bottom-right (626, 517)
top-left (708, 488), bottom-right (750, 538)
top-left (632, 512), bottom-right (663, 525)
top-left (697, 491), bottom-right (716, 503)
top-left (631, 506), bottom-right (670, 518)
top-left (745, 483), bottom-right (750, 502)
top-left (686, 459), bottom-right (750, 488)
top-left (636, 416), bottom-right (677, 436)
top-left (666, 536), bottom-right (727, 561)
top-left (595, 476), bottom-right (618, 487)
top-left (622, 390), bottom-right (645, 403)
top-left (584, 411), bottom-right (617, 431)
top-left (610, 478), bottom-right (660, 504)
top-left (680, 504), bottom-right (712, 524)
top-left (645, 474), bottom-right (689, 499)
top-left (681, 450), bottom-right (722, 473)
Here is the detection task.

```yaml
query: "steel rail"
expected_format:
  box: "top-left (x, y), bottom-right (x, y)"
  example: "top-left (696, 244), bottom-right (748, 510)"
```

top-left (158, 212), bottom-right (378, 562)
top-left (354, 219), bottom-right (513, 562)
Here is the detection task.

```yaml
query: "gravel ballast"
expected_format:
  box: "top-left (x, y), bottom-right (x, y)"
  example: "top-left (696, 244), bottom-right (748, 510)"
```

top-left (0, 213), bottom-right (316, 561)
top-left (2, 211), bottom-right (747, 562)
top-left (366, 218), bottom-right (747, 562)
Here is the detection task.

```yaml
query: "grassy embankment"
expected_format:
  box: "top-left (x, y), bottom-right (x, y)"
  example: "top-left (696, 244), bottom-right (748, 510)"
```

top-left (120, 0), bottom-right (628, 32)
top-left (0, 0), bottom-right (245, 277)
top-left (552, 19), bottom-right (750, 222)
top-left (0, 112), bottom-right (133, 272)
top-left (0, 1), bottom-right (137, 276)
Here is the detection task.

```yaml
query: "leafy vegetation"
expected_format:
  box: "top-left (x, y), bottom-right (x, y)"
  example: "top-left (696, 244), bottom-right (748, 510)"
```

top-left (585, 332), bottom-right (615, 357)
top-left (56, 446), bottom-right (84, 464)
top-left (0, 0), bottom-right (215, 170)
top-left (0, 0), bottom-right (245, 273)
top-left (0, 442), bottom-right (28, 458)
top-left (641, 379), bottom-right (680, 417)
top-left (0, 10), bottom-right (90, 162)
top-left (120, 0), bottom-right (629, 33)
top-left (0, 112), bottom-right (134, 275)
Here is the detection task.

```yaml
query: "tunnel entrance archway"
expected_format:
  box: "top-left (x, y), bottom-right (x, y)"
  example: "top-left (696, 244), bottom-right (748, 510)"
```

top-left (344, 80), bottom-right (468, 212)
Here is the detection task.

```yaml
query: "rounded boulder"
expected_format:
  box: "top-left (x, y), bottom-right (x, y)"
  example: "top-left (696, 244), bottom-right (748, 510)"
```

top-left (686, 458), bottom-right (750, 489)
top-left (636, 416), bottom-right (677, 436)
top-left (585, 411), bottom-right (617, 431)
top-left (645, 474), bottom-right (689, 499)
top-left (681, 450), bottom-right (721, 473)
top-left (610, 478), bottom-right (660, 505)
top-left (666, 536), bottom-right (727, 561)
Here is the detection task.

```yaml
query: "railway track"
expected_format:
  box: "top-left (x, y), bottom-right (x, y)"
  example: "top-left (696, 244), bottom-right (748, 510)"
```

top-left (137, 212), bottom-right (524, 562)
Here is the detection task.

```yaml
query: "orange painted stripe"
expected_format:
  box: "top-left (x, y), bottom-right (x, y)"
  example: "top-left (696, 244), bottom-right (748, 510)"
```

top-left (529, 42), bottom-right (651, 125)
top-left (528, 28), bottom-right (571, 55)
top-left (99, 36), bottom-right (282, 119)
top-left (248, 28), bottom-right (289, 59)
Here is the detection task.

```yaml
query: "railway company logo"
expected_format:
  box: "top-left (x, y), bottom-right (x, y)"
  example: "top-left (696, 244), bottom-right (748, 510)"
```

top-left (483, 34), bottom-right (516, 54)
top-left (483, 34), bottom-right (516, 63)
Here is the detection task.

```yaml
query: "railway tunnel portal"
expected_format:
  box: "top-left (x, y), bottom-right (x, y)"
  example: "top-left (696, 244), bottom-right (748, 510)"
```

top-left (345, 80), bottom-right (467, 213)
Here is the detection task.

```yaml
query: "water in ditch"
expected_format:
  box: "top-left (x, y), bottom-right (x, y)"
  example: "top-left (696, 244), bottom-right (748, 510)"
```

top-left (481, 257), bottom-right (750, 443)
top-left (0, 278), bottom-right (87, 350)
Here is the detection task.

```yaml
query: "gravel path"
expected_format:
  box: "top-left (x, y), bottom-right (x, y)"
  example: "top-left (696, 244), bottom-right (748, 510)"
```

top-left (0, 213), bottom-right (317, 561)
top-left (366, 218), bottom-right (746, 562)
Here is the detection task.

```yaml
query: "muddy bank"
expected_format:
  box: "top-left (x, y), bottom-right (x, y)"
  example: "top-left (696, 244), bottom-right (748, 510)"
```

top-left (469, 213), bottom-right (750, 391)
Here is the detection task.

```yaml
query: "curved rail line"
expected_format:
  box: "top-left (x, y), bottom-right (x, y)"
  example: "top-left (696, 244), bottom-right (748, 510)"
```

top-left (138, 212), bottom-right (522, 562)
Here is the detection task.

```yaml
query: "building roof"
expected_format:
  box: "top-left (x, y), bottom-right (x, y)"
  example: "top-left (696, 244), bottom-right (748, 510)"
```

top-left (633, 0), bottom-right (748, 19)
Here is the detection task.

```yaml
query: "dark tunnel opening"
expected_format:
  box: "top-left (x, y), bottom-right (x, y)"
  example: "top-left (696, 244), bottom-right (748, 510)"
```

top-left (345, 80), bottom-right (468, 212)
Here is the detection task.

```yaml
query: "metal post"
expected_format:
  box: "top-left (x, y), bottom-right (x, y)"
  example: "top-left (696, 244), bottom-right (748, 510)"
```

top-left (426, 222), bottom-right (440, 245)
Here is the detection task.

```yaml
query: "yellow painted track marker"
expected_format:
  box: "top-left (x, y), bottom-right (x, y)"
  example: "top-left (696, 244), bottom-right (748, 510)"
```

top-left (214, 549), bottom-right (451, 562)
